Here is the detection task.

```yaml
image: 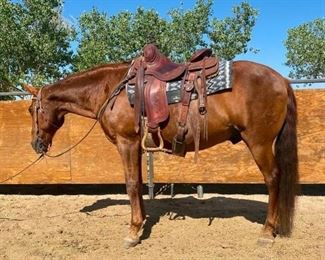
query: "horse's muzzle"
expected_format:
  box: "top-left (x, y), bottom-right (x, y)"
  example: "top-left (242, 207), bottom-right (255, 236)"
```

top-left (32, 137), bottom-right (48, 154)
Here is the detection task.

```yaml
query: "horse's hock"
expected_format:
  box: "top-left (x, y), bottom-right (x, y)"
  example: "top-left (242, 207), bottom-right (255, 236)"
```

top-left (0, 89), bottom-right (324, 184)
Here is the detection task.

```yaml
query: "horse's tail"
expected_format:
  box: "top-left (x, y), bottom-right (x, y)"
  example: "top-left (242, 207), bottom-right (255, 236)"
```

top-left (275, 80), bottom-right (299, 236)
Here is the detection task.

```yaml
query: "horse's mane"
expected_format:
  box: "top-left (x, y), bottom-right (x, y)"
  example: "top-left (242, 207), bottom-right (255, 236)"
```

top-left (47, 62), bottom-right (130, 88)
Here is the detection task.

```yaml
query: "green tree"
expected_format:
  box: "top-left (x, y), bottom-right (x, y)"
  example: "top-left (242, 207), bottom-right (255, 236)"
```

top-left (285, 18), bottom-right (325, 79)
top-left (73, 0), bottom-right (258, 70)
top-left (0, 0), bottom-right (259, 96)
top-left (0, 0), bottom-right (75, 98)
top-left (73, 8), bottom-right (168, 71)
top-left (208, 2), bottom-right (258, 60)
top-left (163, 0), bottom-right (212, 62)
top-left (72, 8), bottom-right (111, 71)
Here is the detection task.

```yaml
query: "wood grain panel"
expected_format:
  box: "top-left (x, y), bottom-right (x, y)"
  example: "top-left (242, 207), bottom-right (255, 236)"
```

top-left (68, 116), bottom-right (125, 183)
top-left (0, 101), bottom-right (71, 184)
top-left (153, 89), bottom-right (325, 183)
top-left (0, 89), bottom-right (324, 184)
top-left (295, 90), bottom-right (325, 183)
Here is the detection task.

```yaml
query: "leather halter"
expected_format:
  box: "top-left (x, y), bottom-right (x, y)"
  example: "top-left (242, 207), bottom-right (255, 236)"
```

top-left (32, 87), bottom-right (60, 135)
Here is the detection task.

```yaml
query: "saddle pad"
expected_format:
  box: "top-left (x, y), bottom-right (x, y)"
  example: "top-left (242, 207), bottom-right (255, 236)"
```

top-left (126, 60), bottom-right (232, 105)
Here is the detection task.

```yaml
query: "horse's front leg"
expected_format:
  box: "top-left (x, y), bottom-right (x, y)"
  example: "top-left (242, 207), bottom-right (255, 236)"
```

top-left (116, 136), bottom-right (145, 248)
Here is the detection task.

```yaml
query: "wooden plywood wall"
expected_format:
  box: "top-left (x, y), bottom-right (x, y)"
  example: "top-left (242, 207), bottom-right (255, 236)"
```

top-left (0, 89), bottom-right (324, 184)
top-left (154, 89), bottom-right (325, 183)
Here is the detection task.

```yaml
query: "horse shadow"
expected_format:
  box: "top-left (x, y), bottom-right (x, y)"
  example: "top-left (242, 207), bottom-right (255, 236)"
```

top-left (80, 195), bottom-right (267, 241)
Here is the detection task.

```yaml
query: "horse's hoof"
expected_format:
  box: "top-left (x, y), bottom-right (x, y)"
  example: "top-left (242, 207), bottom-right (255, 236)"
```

top-left (124, 237), bottom-right (140, 249)
top-left (257, 237), bottom-right (275, 247)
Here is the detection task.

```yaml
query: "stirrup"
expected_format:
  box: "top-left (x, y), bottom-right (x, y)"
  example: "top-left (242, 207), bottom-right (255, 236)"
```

top-left (141, 119), bottom-right (164, 152)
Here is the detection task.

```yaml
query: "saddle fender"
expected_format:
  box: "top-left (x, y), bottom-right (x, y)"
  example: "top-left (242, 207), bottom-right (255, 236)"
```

top-left (144, 77), bottom-right (169, 131)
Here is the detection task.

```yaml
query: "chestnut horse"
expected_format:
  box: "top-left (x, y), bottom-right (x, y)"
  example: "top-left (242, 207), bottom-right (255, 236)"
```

top-left (24, 59), bottom-right (298, 247)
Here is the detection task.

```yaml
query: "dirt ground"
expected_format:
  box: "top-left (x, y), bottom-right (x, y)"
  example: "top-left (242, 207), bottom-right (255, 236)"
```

top-left (0, 193), bottom-right (324, 260)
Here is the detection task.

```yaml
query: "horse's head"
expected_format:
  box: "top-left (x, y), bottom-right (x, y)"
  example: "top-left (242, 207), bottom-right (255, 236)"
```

top-left (23, 84), bottom-right (65, 154)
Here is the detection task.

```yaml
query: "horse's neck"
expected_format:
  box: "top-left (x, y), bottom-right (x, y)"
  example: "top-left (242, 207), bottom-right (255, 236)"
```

top-left (55, 85), bottom-right (104, 119)
top-left (45, 66), bottom-right (128, 119)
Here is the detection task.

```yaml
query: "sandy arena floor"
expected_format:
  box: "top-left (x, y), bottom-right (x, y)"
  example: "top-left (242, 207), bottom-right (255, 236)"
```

top-left (0, 194), bottom-right (324, 260)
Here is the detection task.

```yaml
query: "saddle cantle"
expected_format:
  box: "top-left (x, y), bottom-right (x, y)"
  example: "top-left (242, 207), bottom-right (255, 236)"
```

top-left (143, 45), bottom-right (219, 81)
top-left (127, 44), bottom-right (221, 156)
top-left (144, 44), bottom-right (186, 81)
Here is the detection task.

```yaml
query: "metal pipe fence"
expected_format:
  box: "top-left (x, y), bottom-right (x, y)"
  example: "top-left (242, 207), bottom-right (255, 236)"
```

top-left (1, 78), bottom-right (324, 97)
top-left (0, 91), bottom-right (30, 97)
top-left (290, 78), bottom-right (325, 84)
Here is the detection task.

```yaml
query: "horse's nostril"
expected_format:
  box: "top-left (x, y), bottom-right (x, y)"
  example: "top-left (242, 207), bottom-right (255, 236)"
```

top-left (38, 141), bottom-right (45, 150)
top-left (33, 137), bottom-right (47, 154)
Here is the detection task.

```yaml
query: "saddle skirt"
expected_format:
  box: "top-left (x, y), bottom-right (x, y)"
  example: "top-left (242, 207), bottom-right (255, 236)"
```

top-left (126, 60), bottom-right (232, 105)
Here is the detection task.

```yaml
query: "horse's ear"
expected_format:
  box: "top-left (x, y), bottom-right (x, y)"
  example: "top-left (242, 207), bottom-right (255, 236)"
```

top-left (22, 84), bottom-right (39, 96)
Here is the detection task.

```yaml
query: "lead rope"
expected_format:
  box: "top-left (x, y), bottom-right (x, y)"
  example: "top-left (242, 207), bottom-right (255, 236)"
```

top-left (0, 119), bottom-right (97, 183)
top-left (0, 79), bottom-right (128, 183)
top-left (0, 154), bottom-right (44, 184)
top-left (44, 120), bottom-right (98, 158)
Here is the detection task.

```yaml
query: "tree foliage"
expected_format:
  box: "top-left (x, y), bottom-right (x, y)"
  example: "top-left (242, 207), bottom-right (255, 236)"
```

top-left (72, 9), bottom-right (111, 71)
top-left (209, 2), bottom-right (258, 60)
top-left (73, 0), bottom-right (258, 70)
top-left (163, 0), bottom-right (212, 62)
top-left (285, 18), bottom-right (325, 79)
top-left (73, 8), bottom-right (168, 71)
top-left (0, 0), bottom-right (74, 97)
top-left (73, 0), bottom-right (213, 70)
top-left (0, 0), bottom-right (259, 98)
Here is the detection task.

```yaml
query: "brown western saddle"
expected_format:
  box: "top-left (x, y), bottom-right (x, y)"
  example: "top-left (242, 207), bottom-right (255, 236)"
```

top-left (127, 44), bottom-right (219, 156)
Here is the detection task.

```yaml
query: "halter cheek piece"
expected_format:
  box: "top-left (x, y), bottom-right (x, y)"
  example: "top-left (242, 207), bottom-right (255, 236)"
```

top-left (32, 87), bottom-right (60, 134)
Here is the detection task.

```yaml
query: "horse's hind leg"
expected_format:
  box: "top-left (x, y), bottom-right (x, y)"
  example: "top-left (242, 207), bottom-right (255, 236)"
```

top-left (245, 141), bottom-right (280, 244)
top-left (116, 136), bottom-right (145, 248)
